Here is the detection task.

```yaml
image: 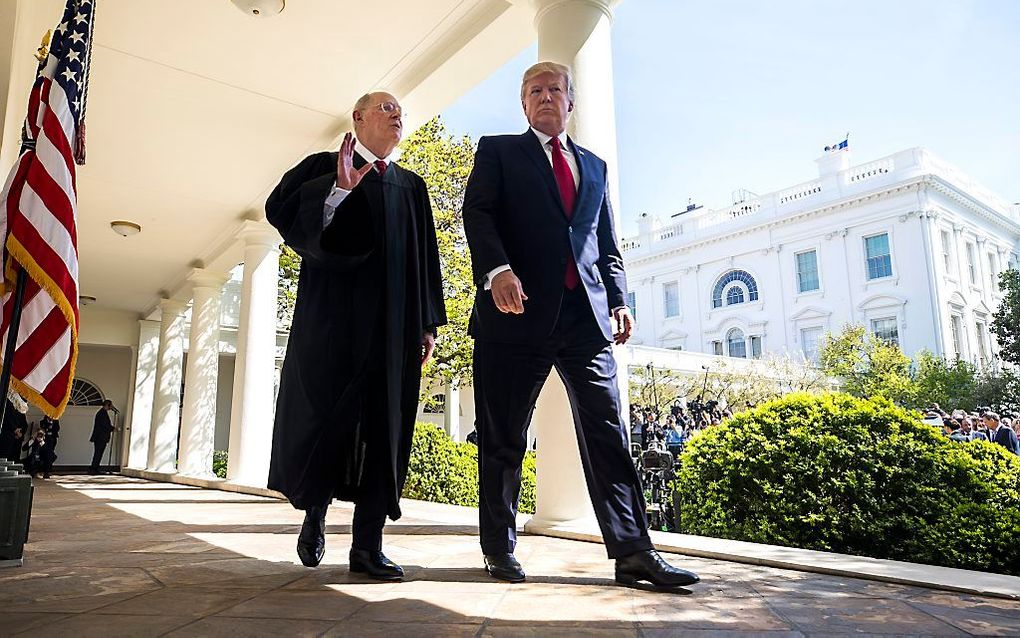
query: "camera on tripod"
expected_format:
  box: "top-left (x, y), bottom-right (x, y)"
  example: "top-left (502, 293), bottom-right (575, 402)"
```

top-left (640, 446), bottom-right (673, 471)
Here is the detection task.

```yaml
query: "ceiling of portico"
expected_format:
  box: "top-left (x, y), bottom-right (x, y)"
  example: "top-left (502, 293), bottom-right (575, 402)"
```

top-left (1, 0), bottom-right (534, 318)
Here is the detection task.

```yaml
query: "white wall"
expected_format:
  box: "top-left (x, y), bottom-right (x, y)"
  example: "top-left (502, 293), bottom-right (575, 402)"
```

top-left (26, 344), bottom-right (133, 466)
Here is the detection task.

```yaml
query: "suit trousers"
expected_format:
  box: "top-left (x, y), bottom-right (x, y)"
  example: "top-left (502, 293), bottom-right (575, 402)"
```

top-left (474, 287), bottom-right (652, 558)
top-left (90, 441), bottom-right (107, 472)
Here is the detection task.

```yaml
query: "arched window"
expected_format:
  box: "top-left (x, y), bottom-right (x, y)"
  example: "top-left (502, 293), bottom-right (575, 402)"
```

top-left (726, 328), bottom-right (747, 358)
top-left (712, 270), bottom-right (759, 308)
top-left (69, 378), bottom-right (104, 406)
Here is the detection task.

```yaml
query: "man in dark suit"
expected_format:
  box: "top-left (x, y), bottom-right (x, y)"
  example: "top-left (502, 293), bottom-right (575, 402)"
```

top-left (266, 91), bottom-right (446, 579)
top-left (89, 400), bottom-right (115, 474)
top-left (462, 61), bottom-right (699, 589)
top-left (985, 412), bottom-right (1020, 455)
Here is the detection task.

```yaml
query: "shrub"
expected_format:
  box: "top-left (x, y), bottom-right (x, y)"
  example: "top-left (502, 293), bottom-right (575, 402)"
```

top-left (213, 450), bottom-right (228, 479)
top-left (673, 392), bottom-right (1020, 575)
top-left (403, 422), bottom-right (536, 514)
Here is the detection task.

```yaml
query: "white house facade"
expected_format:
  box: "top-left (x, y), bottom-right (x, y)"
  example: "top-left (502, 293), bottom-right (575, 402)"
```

top-left (620, 147), bottom-right (1020, 368)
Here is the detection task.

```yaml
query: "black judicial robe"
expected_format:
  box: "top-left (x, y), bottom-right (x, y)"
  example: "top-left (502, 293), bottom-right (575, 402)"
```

top-left (266, 151), bottom-right (446, 518)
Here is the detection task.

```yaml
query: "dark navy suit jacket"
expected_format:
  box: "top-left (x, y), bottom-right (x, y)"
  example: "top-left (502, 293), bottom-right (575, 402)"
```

top-left (463, 130), bottom-right (627, 344)
top-left (989, 426), bottom-right (1020, 455)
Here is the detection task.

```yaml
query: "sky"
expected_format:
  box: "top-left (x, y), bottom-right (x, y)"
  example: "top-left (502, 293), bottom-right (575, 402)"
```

top-left (440, 0), bottom-right (1020, 237)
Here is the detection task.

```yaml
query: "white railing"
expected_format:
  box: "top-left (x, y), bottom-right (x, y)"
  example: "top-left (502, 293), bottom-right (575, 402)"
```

top-left (777, 181), bottom-right (822, 205)
top-left (846, 158), bottom-right (893, 184)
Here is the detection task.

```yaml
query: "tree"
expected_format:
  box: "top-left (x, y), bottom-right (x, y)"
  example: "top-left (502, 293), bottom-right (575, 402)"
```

top-left (275, 117), bottom-right (479, 402)
top-left (277, 244), bottom-right (301, 329)
top-left (973, 369), bottom-right (1020, 414)
top-left (991, 268), bottom-right (1020, 367)
top-left (397, 117), bottom-right (477, 400)
top-left (912, 351), bottom-right (978, 412)
top-left (818, 324), bottom-right (916, 406)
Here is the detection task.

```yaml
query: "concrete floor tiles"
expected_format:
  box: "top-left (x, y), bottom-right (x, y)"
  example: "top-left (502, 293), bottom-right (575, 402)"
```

top-left (0, 476), bottom-right (1017, 637)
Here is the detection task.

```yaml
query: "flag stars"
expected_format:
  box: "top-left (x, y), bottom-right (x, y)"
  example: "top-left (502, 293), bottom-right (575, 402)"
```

top-left (66, 50), bottom-right (80, 63)
top-left (60, 68), bottom-right (76, 83)
top-left (73, 12), bottom-right (88, 25)
top-left (55, 22), bottom-right (69, 34)
top-left (69, 32), bottom-right (84, 44)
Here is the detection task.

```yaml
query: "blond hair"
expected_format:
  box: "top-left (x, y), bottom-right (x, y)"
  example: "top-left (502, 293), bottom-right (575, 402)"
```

top-left (520, 61), bottom-right (574, 102)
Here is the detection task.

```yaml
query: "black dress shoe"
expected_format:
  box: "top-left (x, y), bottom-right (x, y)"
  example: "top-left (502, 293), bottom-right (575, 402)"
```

top-left (296, 506), bottom-right (327, 567)
top-left (483, 553), bottom-right (525, 582)
top-left (615, 550), bottom-right (699, 588)
top-left (349, 548), bottom-right (404, 581)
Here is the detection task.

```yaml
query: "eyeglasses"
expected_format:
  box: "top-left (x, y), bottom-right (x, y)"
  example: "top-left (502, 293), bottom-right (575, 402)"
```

top-left (362, 101), bottom-right (404, 117)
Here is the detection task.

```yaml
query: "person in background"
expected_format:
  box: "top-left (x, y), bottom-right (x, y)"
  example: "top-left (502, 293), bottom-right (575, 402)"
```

top-left (40, 415), bottom-right (60, 478)
top-left (89, 400), bottom-right (116, 474)
top-left (985, 412), bottom-right (1020, 455)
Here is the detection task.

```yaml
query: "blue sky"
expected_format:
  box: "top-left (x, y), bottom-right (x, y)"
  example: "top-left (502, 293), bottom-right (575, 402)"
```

top-left (440, 0), bottom-right (1020, 237)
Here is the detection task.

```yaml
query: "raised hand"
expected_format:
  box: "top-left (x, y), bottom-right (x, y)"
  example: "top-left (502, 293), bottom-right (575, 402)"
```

top-left (336, 132), bottom-right (374, 190)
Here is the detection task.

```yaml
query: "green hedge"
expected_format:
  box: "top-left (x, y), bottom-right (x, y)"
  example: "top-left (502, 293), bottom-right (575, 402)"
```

top-left (674, 392), bottom-right (1020, 575)
top-left (213, 423), bottom-right (536, 513)
top-left (404, 421), bottom-right (536, 514)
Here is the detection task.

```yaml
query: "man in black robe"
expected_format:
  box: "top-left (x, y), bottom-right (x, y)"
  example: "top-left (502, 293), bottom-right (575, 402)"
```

top-left (266, 91), bottom-right (446, 580)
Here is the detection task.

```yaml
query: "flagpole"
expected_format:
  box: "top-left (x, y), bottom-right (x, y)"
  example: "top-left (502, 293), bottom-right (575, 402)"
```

top-left (0, 269), bottom-right (29, 434)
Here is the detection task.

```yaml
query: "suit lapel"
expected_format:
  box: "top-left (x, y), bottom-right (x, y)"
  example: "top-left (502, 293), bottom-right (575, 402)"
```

top-left (519, 131), bottom-right (567, 218)
top-left (568, 136), bottom-right (592, 218)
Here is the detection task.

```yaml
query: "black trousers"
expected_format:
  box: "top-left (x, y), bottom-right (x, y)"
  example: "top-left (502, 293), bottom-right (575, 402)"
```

top-left (474, 287), bottom-right (652, 559)
top-left (90, 441), bottom-right (107, 472)
top-left (349, 365), bottom-right (390, 551)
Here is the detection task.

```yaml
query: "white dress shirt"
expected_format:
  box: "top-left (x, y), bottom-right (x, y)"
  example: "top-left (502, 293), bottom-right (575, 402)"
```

top-left (322, 140), bottom-right (391, 228)
top-left (484, 127), bottom-right (578, 289)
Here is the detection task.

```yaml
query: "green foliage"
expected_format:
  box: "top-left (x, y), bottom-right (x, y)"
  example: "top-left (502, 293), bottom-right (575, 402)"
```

top-left (674, 392), bottom-right (1020, 575)
top-left (403, 422), bottom-right (536, 514)
top-left (277, 244), bottom-right (301, 329)
top-left (973, 369), bottom-right (1020, 415)
top-left (213, 450), bottom-right (227, 479)
top-left (398, 117), bottom-right (477, 395)
top-left (819, 324), bottom-right (916, 406)
top-left (912, 351), bottom-right (978, 412)
top-left (991, 268), bottom-right (1020, 366)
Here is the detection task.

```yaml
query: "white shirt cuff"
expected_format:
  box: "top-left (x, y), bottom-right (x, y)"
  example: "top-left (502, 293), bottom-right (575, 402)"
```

top-left (323, 183), bottom-right (351, 228)
top-left (483, 264), bottom-right (512, 290)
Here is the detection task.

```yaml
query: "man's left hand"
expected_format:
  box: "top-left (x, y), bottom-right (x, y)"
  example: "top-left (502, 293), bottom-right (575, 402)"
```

top-left (612, 307), bottom-right (634, 345)
top-left (422, 332), bottom-right (436, 367)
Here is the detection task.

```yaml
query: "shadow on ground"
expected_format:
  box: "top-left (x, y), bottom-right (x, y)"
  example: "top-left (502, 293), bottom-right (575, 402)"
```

top-left (0, 475), bottom-right (1017, 637)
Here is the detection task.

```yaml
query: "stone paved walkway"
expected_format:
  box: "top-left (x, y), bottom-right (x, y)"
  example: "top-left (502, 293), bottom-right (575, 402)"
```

top-left (1, 475), bottom-right (1018, 637)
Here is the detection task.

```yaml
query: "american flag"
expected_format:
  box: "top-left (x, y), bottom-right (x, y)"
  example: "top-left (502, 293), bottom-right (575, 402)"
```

top-left (0, 0), bottom-right (95, 417)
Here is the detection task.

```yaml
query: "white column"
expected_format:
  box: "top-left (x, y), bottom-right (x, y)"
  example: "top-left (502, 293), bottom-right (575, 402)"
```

top-left (178, 269), bottom-right (228, 478)
top-left (227, 220), bottom-right (282, 487)
top-left (534, 0), bottom-right (622, 217)
top-left (126, 320), bottom-right (159, 469)
top-left (443, 384), bottom-right (461, 441)
top-left (524, 0), bottom-right (630, 534)
top-left (146, 299), bottom-right (188, 473)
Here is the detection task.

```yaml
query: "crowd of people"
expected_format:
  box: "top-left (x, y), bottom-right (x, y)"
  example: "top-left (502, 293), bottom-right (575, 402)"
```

top-left (629, 399), bottom-right (733, 458)
top-left (0, 398), bottom-right (61, 479)
top-left (924, 403), bottom-right (1020, 455)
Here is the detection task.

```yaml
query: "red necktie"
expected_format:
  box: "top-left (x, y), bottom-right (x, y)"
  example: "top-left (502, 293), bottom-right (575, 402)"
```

top-left (374, 160), bottom-right (387, 175)
top-left (549, 137), bottom-right (579, 290)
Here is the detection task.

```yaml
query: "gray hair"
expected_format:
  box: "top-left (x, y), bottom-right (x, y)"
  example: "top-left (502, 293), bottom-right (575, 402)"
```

top-left (353, 93), bottom-right (374, 112)
top-left (520, 61), bottom-right (574, 102)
